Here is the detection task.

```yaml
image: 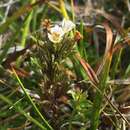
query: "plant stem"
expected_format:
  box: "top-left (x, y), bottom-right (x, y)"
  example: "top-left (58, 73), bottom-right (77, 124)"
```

top-left (47, 2), bottom-right (61, 13)
top-left (90, 53), bottom-right (112, 130)
top-left (0, 0), bottom-right (41, 34)
top-left (12, 68), bottom-right (53, 130)
top-left (0, 94), bottom-right (47, 130)
top-left (21, 0), bottom-right (35, 47)
top-left (58, 0), bottom-right (69, 19)
top-left (70, 0), bottom-right (75, 22)
top-left (111, 49), bottom-right (122, 79)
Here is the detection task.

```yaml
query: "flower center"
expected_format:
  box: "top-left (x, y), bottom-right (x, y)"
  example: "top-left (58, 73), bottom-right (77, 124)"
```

top-left (52, 32), bottom-right (60, 41)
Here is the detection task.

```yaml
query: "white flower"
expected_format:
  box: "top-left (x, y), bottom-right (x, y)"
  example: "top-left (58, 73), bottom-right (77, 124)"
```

top-left (62, 19), bottom-right (75, 33)
top-left (48, 25), bottom-right (64, 43)
top-left (48, 19), bottom-right (75, 43)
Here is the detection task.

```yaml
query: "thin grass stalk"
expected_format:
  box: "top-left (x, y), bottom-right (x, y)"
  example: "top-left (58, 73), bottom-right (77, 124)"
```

top-left (90, 77), bottom-right (130, 127)
top-left (12, 68), bottom-right (53, 130)
top-left (90, 52), bottom-right (112, 130)
top-left (58, 0), bottom-right (69, 19)
top-left (90, 23), bottom-right (114, 130)
top-left (47, 2), bottom-right (61, 13)
top-left (21, 0), bottom-right (35, 47)
top-left (0, 0), bottom-right (44, 34)
top-left (0, 94), bottom-right (47, 130)
top-left (77, 53), bottom-right (130, 127)
top-left (78, 21), bottom-right (87, 58)
top-left (72, 55), bottom-right (88, 79)
top-left (111, 49), bottom-right (123, 79)
top-left (70, 0), bottom-right (75, 22)
top-left (68, 108), bottom-right (76, 130)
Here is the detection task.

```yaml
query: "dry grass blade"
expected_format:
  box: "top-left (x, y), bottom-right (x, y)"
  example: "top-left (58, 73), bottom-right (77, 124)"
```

top-left (104, 95), bottom-right (130, 127)
top-left (96, 9), bottom-right (124, 35)
top-left (90, 83), bottom-right (130, 127)
top-left (97, 22), bottom-right (113, 76)
top-left (103, 22), bottom-right (113, 55)
top-left (119, 106), bottom-right (130, 114)
top-left (113, 36), bottom-right (130, 53)
top-left (8, 66), bottom-right (30, 78)
top-left (90, 22), bottom-right (114, 130)
top-left (2, 47), bottom-right (29, 69)
top-left (108, 78), bottom-right (130, 85)
top-left (76, 53), bottom-right (99, 85)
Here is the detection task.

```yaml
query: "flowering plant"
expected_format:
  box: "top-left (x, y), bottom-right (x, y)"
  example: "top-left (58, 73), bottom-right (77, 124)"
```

top-left (48, 19), bottom-right (75, 43)
top-left (27, 18), bottom-right (84, 128)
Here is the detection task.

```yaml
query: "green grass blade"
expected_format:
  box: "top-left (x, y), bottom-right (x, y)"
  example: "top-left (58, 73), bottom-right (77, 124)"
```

top-left (90, 23), bottom-right (114, 130)
top-left (90, 54), bottom-right (112, 130)
top-left (0, 94), bottom-right (47, 130)
top-left (0, 1), bottom-right (40, 34)
top-left (21, 0), bottom-right (35, 47)
top-left (12, 68), bottom-right (53, 130)
top-left (58, 0), bottom-right (69, 19)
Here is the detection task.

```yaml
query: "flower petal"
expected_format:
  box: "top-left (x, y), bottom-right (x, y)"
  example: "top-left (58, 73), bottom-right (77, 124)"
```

top-left (48, 25), bottom-right (64, 43)
top-left (62, 19), bottom-right (75, 33)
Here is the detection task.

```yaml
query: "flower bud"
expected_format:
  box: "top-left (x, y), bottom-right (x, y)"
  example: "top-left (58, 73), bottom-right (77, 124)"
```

top-left (41, 19), bottom-right (51, 30)
top-left (74, 31), bottom-right (83, 42)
